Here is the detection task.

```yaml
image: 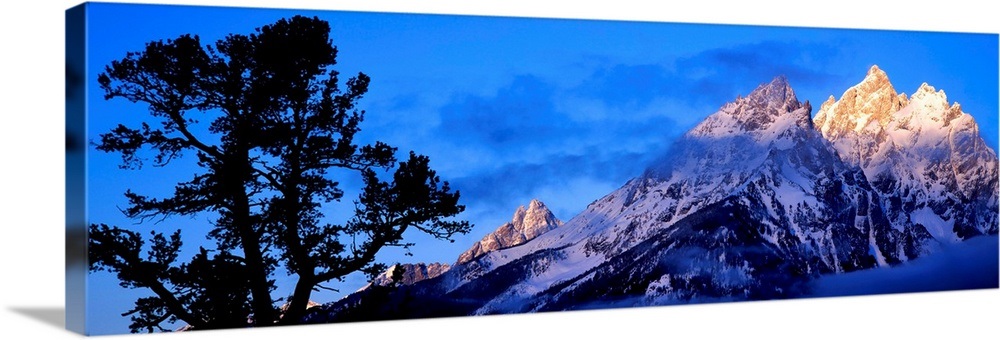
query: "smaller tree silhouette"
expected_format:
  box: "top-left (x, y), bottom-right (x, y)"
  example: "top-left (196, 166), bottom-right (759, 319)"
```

top-left (89, 16), bottom-right (470, 332)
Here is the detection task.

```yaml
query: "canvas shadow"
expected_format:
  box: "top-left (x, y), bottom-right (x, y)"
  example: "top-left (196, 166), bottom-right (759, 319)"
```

top-left (9, 307), bottom-right (65, 330)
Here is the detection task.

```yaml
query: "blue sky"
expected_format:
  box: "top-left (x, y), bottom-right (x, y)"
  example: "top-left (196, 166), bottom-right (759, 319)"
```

top-left (81, 2), bottom-right (998, 334)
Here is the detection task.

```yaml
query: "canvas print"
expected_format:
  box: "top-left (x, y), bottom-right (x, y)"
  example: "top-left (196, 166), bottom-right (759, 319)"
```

top-left (66, 2), bottom-right (999, 336)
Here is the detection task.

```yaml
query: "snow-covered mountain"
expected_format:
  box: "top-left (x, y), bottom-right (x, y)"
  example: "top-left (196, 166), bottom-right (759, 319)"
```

top-left (457, 199), bottom-right (563, 264)
top-left (433, 75), bottom-right (926, 314)
top-left (308, 68), bottom-right (998, 322)
top-left (361, 263), bottom-right (451, 290)
top-left (357, 200), bottom-right (561, 290)
top-left (814, 65), bottom-right (998, 242)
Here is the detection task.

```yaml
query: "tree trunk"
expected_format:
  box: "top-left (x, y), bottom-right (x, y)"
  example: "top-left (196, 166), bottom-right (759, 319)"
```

top-left (279, 274), bottom-right (315, 325)
top-left (229, 143), bottom-right (276, 326)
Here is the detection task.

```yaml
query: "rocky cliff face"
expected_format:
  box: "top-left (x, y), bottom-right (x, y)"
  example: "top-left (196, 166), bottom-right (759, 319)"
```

top-left (814, 65), bottom-right (998, 242)
top-left (456, 199), bottom-right (562, 264)
top-left (814, 65), bottom-right (909, 147)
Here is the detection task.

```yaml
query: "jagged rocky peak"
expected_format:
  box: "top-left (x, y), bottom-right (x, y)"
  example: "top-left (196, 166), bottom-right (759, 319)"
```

top-left (456, 199), bottom-right (562, 264)
top-left (814, 64), bottom-right (908, 139)
top-left (686, 75), bottom-right (812, 142)
top-left (647, 76), bottom-right (819, 180)
top-left (366, 262), bottom-right (451, 288)
top-left (892, 82), bottom-right (968, 133)
top-left (814, 65), bottom-right (998, 240)
top-left (518, 199), bottom-right (562, 239)
top-left (909, 82), bottom-right (960, 115)
top-left (814, 64), bottom-right (991, 166)
top-left (738, 75), bottom-right (809, 122)
top-left (745, 75), bottom-right (797, 108)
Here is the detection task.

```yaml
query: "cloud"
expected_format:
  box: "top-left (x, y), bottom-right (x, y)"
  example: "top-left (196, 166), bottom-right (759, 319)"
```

top-left (449, 149), bottom-right (653, 209)
top-left (438, 75), bottom-right (561, 148)
top-left (572, 64), bottom-right (673, 109)
top-left (806, 236), bottom-right (999, 297)
top-left (390, 40), bottom-right (846, 217)
top-left (575, 41), bottom-right (843, 115)
top-left (427, 74), bottom-right (681, 216)
top-left (688, 41), bottom-right (838, 82)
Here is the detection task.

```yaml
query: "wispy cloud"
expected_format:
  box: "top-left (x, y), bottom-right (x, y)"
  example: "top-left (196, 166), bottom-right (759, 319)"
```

top-left (577, 41), bottom-right (843, 112)
top-left (449, 149), bottom-right (652, 208)
top-left (371, 41), bottom-right (846, 217)
top-left (438, 75), bottom-right (561, 148)
top-left (687, 40), bottom-right (840, 83)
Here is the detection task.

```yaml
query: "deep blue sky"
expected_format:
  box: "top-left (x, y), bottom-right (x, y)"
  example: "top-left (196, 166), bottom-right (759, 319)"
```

top-left (82, 2), bottom-right (998, 334)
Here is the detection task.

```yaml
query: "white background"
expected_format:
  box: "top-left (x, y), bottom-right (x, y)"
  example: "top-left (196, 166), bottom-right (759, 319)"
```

top-left (0, 0), bottom-right (997, 339)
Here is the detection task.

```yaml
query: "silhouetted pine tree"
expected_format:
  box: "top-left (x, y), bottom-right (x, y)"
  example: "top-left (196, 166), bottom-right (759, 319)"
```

top-left (89, 16), bottom-right (470, 332)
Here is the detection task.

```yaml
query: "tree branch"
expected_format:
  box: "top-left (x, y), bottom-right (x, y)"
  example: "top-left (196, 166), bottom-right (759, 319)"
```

top-left (144, 280), bottom-right (209, 329)
top-left (163, 108), bottom-right (222, 159)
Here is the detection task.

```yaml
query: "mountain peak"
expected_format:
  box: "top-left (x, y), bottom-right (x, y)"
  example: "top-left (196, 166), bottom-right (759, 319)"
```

top-left (685, 76), bottom-right (810, 142)
top-left (813, 65), bottom-right (906, 138)
top-left (812, 67), bottom-right (997, 240)
top-left (521, 199), bottom-right (552, 225)
top-left (456, 199), bottom-right (563, 264)
top-left (766, 74), bottom-right (790, 89)
top-left (866, 64), bottom-right (888, 79)
top-left (910, 82), bottom-right (949, 107)
top-left (528, 198), bottom-right (545, 209)
top-left (860, 64), bottom-right (893, 91)
top-left (915, 82), bottom-right (943, 96)
top-left (512, 205), bottom-right (527, 222)
top-left (746, 75), bottom-right (795, 104)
